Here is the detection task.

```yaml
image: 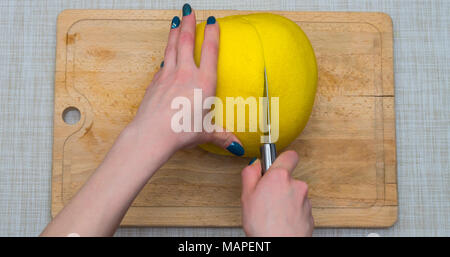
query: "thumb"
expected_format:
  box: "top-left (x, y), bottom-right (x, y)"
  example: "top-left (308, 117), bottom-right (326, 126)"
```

top-left (206, 129), bottom-right (245, 156)
top-left (241, 159), bottom-right (262, 198)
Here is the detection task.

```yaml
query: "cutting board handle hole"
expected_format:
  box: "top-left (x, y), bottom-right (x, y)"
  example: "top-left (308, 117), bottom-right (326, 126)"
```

top-left (62, 107), bottom-right (81, 125)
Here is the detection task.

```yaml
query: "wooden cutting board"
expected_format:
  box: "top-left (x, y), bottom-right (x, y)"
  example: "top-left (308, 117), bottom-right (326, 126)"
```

top-left (52, 10), bottom-right (397, 227)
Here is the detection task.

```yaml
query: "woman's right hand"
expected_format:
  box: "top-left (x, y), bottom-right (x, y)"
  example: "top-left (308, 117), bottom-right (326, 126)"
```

top-left (240, 150), bottom-right (314, 236)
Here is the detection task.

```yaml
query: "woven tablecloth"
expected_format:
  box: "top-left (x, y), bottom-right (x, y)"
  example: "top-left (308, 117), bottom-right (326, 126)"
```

top-left (0, 0), bottom-right (448, 236)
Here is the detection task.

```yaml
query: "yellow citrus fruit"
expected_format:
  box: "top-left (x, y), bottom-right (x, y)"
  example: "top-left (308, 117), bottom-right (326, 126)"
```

top-left (194, 13), bottom-right (317, 157)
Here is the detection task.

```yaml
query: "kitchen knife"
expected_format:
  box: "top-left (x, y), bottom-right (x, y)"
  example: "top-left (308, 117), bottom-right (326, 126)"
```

top-left (260, 67), bottom-right (277, 174)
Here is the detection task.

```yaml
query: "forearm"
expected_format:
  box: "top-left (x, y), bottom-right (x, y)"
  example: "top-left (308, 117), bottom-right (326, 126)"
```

top-left (41, 123), bottom-right (177, 236)
top-left (41, 6), bottom-right (237, 236)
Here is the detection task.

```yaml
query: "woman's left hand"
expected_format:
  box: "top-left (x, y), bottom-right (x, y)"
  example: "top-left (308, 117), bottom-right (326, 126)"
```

top-left (127, 5), bottom-right (244, 164)
top-left (41, 4), bottom-right (245, 237)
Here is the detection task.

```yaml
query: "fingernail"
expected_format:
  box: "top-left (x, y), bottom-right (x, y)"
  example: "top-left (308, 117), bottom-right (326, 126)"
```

top-left (206, 16), bottom-right (216, 25)
top-left (182, 3), bottom-right (192, 16)
top-left (171, 16), bottom-right (180, 29)
top-left (248, 157), bottom-right (257, 165)
top-left (160, 61), bottom-right (164, 67)
top-left (226, 141), bottom-right (245, 156)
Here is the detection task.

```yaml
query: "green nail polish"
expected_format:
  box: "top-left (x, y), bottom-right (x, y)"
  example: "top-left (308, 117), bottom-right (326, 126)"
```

top-left (171, 16), bottom-right (180, 29)
top-left (160, 61), bottom-right (164, 67)
top-left (206, 16), bottom-right (216, 25)
top-left (226, 141), bottom-right (245, 156)
top-left (182, 3), bottom-right (192, 16)
top-left (248, 157), bottom-right (257, 165)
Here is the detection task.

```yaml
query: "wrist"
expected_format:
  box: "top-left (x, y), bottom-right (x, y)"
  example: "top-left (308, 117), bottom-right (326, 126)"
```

top-left (111, 121), bottom-right (178, 177)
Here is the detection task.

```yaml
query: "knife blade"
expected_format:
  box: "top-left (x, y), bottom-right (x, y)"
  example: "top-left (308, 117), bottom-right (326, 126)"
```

top-left (260, 67), bottom-right (277, 174)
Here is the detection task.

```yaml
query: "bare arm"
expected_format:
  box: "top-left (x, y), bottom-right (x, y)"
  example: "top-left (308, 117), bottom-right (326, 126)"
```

top-left (40, 123), bottom-right (177, 236)
top-left (41, 5), bottom-right (243, 237)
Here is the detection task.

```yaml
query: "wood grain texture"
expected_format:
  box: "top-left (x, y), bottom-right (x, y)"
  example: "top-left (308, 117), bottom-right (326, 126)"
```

top-left (52, 10), bottom-right (397, 227)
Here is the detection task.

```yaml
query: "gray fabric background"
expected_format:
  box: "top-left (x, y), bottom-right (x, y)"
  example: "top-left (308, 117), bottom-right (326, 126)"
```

top-left (0, 0), bottom-right (448, 237)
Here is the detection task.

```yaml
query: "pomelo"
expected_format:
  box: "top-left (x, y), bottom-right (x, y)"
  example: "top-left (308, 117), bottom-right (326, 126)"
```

top-left (194, 13), bottom-right (317, 157)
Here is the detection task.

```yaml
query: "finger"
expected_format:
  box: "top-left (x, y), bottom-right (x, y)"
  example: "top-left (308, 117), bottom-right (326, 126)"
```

top-left (310, 209), bottom-right (315, 226)
top-left (200, 16), bottom-right (219, 82)
top-left (206, 129), bottom-right (245, 157)
top-left (304, 198), bottom-right (312, 210)
top-left (152, 64), bottom-right (163, 81)
top-left (241, 159), bottom-right (262, 198)
top-left (163, 16), bottom-right (181, 70)
top-left (177, 3), bottom-right (196, 66)
top-left (305, 198), bottom-right (314, 226)
top-left (267, 150), bottom-right (299, 175)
